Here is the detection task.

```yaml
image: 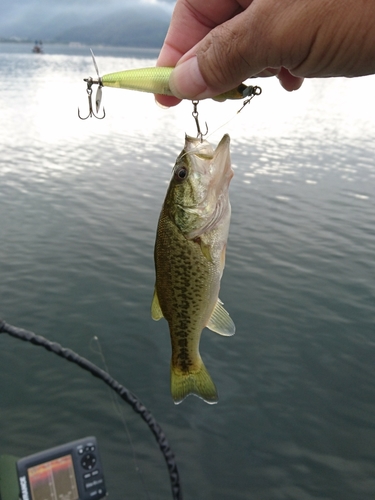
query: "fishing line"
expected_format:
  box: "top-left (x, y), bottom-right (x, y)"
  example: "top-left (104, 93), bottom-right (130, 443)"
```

top-left (205, 113), bottom-right (239, 142)
top-left (89, 336), bottom-right (152, 500)
top-left (0, 319), bottom-right (183, 500)
top-left (204, 98), bottom-right (259, 142)
top-left (189, 85), bottom-right (261, 143)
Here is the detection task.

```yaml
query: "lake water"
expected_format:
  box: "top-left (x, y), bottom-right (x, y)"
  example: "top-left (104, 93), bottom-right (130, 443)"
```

top-left (0, 42), bottom-right (374, 500)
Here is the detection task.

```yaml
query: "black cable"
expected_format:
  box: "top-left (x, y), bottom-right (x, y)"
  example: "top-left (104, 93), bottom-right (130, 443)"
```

top-left (0, 319), bottom-right (183, 500)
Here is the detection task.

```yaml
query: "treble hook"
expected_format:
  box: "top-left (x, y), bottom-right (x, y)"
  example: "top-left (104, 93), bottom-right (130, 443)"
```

top-left (78, 50), bottom-right (106, 120)
top-left (78, 77), bottom-right (106, 120)
top-left (237, 85), bottom-right (262, 114)
top-left (192, 100), bottom-right (208, 142)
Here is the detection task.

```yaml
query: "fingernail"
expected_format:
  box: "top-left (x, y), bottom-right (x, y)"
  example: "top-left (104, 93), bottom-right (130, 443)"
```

top-left (169, 56), bottom-right (209, 100)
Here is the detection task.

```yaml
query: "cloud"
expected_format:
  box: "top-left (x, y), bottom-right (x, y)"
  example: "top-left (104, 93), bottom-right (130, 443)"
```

top-left (140, 0), bottom-right (175, 15)
top-left (0, 0), bottom-right (176, 40)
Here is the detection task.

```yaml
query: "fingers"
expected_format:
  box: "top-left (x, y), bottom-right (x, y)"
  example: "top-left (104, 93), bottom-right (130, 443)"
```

top-left (276, 68), bottom-right (304, 92)
top-left (157, 0), bottom-right (245, 67)
top-left (156, 0), bottom-right (375, 105)
top-left (155, 94), bottom-right (181, 108)
top-left (155, 0), bottom-right (246, 106)
top-left (166, 1), bottom-right (311, 100)
top-left (168, 8), bottom-right (270, 100)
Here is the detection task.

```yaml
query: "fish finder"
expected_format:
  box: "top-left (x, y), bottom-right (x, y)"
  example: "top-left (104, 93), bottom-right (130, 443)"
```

top-left (13, 436), bottom-right (106, 500)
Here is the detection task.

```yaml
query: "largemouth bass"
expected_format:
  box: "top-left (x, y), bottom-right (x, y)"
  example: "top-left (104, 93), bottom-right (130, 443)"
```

top-left (152, 134), bottom-right (235, 404)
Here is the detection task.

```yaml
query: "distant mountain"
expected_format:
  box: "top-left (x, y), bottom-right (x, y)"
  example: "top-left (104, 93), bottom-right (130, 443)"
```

top-left (0, 3), bottom-right (172, 48)
top-left (54, 7), bottom-right (170, 48)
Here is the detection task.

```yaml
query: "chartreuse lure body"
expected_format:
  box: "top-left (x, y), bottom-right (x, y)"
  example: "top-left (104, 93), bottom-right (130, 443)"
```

top-left (78, 50), bottom-right (262, 119)
top-left (101, 66), bottom-right (256, 102)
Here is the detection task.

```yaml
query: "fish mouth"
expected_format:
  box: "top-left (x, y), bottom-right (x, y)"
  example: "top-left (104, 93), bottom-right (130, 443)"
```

top-left (211, 134), bottom-right (233, 185)
top-left (206, 134), bottom-right (233, 196)
top-left (184, 134), bottom-right (233, 182)
top-left (183, 134), bottom-right (233, 240)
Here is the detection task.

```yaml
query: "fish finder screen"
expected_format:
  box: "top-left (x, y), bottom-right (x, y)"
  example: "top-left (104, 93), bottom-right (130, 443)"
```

top-left (27, 455), bottom-right (79, 500)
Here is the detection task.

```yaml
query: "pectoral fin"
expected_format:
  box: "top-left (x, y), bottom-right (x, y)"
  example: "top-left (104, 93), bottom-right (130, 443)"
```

top-left (206, 299), bottom-right (235, 336)
top-left (151, 289), bottom-right (164, 321)
top-left (199, 239), bottom-right (213, 262)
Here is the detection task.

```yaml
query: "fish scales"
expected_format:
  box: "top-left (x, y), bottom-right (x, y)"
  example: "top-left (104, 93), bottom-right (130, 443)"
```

top-left (152, 134), bottom-right (236, 404)
top-left (155, 212), bottom-right (219, 372)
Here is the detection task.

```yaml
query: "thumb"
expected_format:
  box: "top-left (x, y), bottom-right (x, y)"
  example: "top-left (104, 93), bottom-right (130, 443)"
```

top-left (169, 12), bottom-right (267, 100)
top-left (169, 53), bottom-right (211, 101)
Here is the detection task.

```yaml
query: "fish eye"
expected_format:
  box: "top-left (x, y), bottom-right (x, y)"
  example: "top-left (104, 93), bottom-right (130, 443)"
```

top-left (175, 166), bottom-right (188, 180)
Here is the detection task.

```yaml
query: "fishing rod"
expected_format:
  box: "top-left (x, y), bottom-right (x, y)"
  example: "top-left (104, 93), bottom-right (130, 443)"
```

top-left (0, 318), bottom-right (183, 500)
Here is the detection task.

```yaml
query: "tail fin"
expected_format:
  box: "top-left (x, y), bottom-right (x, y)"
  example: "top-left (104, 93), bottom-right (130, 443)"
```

top-left (171, 360), bottom-right (218, 405)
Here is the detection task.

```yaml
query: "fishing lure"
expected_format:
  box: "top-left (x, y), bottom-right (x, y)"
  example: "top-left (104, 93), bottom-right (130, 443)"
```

top-left (78, 50), bottom-right (262, 120)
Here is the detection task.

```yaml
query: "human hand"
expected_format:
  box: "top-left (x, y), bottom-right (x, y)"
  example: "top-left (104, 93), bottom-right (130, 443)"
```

top-left (156, 0), bottom-right (375, 107)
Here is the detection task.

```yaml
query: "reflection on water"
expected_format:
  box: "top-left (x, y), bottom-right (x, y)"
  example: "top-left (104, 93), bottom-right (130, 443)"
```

top-left (0, 43), bottom-right (375, 500)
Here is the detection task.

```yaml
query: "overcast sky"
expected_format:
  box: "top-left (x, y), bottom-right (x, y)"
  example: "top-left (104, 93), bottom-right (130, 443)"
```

top-left (1, 0), bottom-right (175, 8)
top-left (0, 0), bottom-right (176, 38)
top-left (1, 0), bottom-right (176, 17)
